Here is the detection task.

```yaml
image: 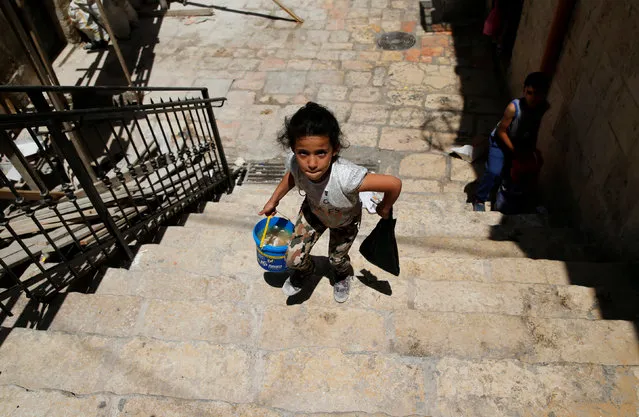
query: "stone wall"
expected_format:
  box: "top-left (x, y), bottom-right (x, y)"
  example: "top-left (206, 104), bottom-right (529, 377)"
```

top-left (506, 0), bottom-right (555, 95)
top-left (0, 1), bottom-right (72, 89)
top-left (0, 9), bottom-right (39, 87)
top-left (509, 0), bottom-right (639, 260)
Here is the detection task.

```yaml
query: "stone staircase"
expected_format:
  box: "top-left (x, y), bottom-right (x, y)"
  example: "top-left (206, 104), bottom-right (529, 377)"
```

top-left (0, 183), bottom-right (638, 416)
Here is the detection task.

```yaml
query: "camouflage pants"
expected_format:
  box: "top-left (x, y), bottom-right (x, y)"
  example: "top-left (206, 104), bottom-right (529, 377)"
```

top-left (286, 200), bottom-right (361, 283)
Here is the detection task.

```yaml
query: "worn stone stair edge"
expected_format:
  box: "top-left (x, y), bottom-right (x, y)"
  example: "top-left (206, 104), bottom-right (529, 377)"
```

top-left (96, 255), bottom-right (639, 302)
top-left (1, 280), bottom-right (606, 330)
top-left (128, 239), bottom-right (591, 273)
top-left (2, 327), bottom-right (638, 368)
top-left (181, 217), bottom-right (554, 241)
top-left (217, 188), bottom-right (469, 199)
top-left (41, 292), bottom-right (639, 367)
top-left (199, 203), bottom-right (549, 225)
top-left (1, 385), bottom-right (394, 417)
top-left (96, 251), bottom-right (638, 291)
top-left (127, 243), bottom-right (575, 272)
top-left (165, 229), bottom-right (592, 256)
top-left (0, 384), bottom-right (634, 417)
top-left (176, 212), bottom-right (564, 235)
top-left (181, 215), bottom-right (557, 241)
top-left (96, 259), bottom-right (637, 293)
top-left (47, 286), bottom-right (606, 325)
top-left (91, 267), bottom-right (609, 291)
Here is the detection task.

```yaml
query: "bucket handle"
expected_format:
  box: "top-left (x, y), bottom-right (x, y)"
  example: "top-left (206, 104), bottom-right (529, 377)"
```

top-left (276, 210), bottom-right (294, 223)
top-left (259, 215), bottom-right (272, 249)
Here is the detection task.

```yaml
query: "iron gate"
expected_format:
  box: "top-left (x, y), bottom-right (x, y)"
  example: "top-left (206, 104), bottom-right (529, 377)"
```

top-left (0, 85), bottom-right (233, 315)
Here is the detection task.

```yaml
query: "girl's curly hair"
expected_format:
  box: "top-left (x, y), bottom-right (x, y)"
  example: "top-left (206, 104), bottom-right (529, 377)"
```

top-left (277, 102), bottom-right (349, 151)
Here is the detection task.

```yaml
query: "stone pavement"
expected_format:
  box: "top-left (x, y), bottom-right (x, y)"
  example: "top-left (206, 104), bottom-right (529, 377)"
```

top-left (53, 0), bottom-right (503, 170)
top-left (1, 0), bottom-right (638, 416)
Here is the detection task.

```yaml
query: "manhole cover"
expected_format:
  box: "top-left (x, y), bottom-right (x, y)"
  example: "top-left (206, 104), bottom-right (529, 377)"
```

top-left (377, 32), bottom-right (416, 50)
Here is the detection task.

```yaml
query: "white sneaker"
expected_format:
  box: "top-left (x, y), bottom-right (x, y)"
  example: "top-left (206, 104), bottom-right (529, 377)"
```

top-left (333, 276), bottom-right (352, 303)
top-left (282, 277), bottom-right (302, 296)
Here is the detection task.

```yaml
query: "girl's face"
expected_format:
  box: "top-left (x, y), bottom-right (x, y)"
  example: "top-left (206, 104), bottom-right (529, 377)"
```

top-left (293, 135), bottom-right (338, 182)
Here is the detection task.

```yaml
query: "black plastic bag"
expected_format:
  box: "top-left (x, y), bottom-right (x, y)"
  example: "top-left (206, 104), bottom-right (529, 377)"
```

top-left (359, 209), bottom-right (400, 276)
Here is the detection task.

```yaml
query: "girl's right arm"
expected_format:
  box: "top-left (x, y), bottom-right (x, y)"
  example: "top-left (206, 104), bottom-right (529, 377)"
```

top-left (258, 171), bottom-right (296, 216)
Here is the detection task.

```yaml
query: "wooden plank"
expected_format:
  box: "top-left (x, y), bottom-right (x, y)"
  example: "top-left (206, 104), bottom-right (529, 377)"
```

top-left (35, 188), bottom-right (131, 219)
top-left (0, 188), bottom-right (66, 201)
top-left (0, 203), bottom-right (137, 238)
top-left (1, 186), bottom-right (131, 223)
top-left (272, 0), bottom-right (304, 23)
top-left (0, 223), bottom-right (87, 269)
top-left (139, 8), bottom-right (214, 17)
top-left (0, 221), bottom-right (60, 240)
top-left (40, 206), bottom-right (143, 253)
top-left (0, 202), bottom-right (146, 267)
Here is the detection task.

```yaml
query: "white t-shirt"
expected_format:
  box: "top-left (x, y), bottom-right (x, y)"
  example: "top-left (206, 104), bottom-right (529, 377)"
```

top-left (286, 153), bottom-right (368, 228)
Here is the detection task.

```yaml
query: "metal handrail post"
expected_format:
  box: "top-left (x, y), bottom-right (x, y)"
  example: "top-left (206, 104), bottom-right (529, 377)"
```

top-left (27, 89), bottom-right (99, 184)
top-left (94, 0), bottom-right (133, 86)
top-left (200, 88), bottom-right (233, 191)
top-left (0, 130), bottom-right (40, 190)
top-left (46, 122), bottom-right (134, 261)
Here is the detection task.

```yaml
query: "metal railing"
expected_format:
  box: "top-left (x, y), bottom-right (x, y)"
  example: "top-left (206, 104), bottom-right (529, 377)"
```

top-left (0, 85), bottom-right (233, 315)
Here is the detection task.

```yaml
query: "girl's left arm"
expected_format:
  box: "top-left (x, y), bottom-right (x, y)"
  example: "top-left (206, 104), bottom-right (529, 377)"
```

top-left (358, 173), bottom-right (402, 219)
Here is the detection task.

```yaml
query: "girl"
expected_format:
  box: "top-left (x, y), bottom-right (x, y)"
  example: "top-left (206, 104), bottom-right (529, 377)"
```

top-left (259, 102), bottom-right (402, 303)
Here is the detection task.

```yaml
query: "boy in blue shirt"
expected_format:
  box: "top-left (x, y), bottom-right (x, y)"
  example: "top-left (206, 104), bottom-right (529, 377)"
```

top-left (472, 72), bottom-right (550, 211)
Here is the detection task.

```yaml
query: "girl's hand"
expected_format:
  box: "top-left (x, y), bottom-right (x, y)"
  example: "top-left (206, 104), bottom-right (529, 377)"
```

top-left (376, 203), bottom-right (392, 219)
top-left (359, 173), bottom-right (401, 220)
top-left (259, 200), bottom-right (278, 216)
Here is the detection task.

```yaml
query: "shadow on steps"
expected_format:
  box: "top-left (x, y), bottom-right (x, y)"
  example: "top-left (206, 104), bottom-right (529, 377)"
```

top-left (263, 256), bottom-right (393, 306)
top-left (489, 214), bottom-right (639, 337)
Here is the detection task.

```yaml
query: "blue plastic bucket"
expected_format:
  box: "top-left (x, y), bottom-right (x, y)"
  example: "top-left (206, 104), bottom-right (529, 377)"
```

top-left (252, 217), bottom-right (294, 272)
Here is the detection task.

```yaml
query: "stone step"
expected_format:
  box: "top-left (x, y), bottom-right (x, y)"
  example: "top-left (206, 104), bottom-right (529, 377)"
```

top-left (213, 192), bottom-right (567, 245)
top-left (99, 255), bottom-right (637, 293)
top-left (157, 222), bottom-right (590, 263)
top-left (94, 262), bottom-right (639, 321)
top-left (0, 328), bottom-right (255, 404)
top-left (96, 254), bottom-right (639, 321)
top-left (95, 267), bottom-right (248, 303)
top-left (230, 182), bottom-right (471, 198)
top-left (222, 187), bottom-right (472, 210)
top-left (217, 187), bottom-right (559, 237)
top-left (47, 291), bottom-right (639, 365)
top-left (220, 187), bottom-right (469, 207)
top-left (361, 256), bottom-right (638, 289)
top-left (196, 196), bottom-right (590, 248)
top-left (202, 198), bottom-right (548, 225)
top-left (49, 293), bottom-right (254, 344)
top-left (0, 329), bottom-right (637, 416)
top-left (184, 211), bottom-right (559, 241)
top-left (0, 385), bottom-right (283, 417)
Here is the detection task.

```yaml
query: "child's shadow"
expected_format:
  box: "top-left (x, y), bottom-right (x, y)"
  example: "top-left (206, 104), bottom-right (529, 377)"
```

top-left (263, 256), bottom-right (330, 305)
top-left (264, 257), bottom-right (393, 305)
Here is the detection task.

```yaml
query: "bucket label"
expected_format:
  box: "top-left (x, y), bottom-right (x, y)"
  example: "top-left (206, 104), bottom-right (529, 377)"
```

top-left (256, 248), bottom-right (287, 272)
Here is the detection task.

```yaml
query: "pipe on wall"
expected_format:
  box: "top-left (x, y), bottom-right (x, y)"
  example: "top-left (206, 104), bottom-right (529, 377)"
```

top-left (540, 0), bottom-right (578, 77)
